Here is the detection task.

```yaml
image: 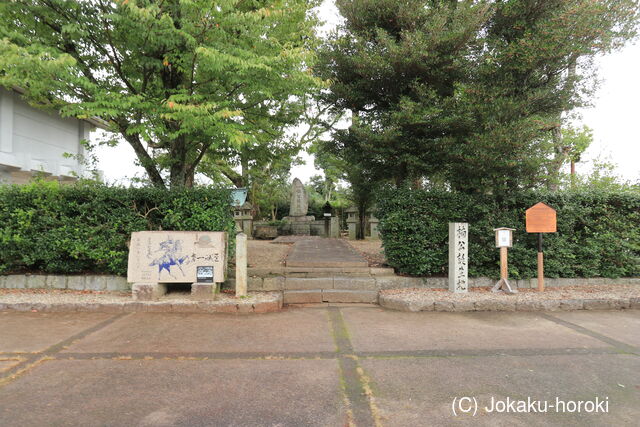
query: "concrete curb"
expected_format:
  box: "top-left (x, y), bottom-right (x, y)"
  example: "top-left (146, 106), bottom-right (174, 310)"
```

top-left (225, 275), bottom-right (640, 292)
top-left (0, 295), bottom-right (283, 314)
top-left (379, 295), bottom-right (640, 313)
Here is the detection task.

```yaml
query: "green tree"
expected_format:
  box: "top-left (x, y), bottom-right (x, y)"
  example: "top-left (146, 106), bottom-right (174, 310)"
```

top-left (317, 0), bottom-right (638, 194)
top-left (0, 0), bottom-right (321, 189)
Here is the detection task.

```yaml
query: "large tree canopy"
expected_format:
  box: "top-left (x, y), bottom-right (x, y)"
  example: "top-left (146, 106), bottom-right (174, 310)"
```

top-left (0, 0), bottom-right (321, 188)
top-left (318, 0), bottom-right (638, 193)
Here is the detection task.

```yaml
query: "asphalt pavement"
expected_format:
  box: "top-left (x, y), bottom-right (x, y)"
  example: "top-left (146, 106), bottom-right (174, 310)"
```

top-left (0, 306), bottom-right (638, 426)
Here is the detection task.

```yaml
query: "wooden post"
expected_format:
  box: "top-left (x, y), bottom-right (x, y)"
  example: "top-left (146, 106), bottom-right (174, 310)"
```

top-left (537, 252), bottom-right (544, 292)
top-left (537, 232), bottom-right (544, 292)
top-left (500, 246), bottom-right (508, 281)
top-left (491, 228), bottom-right (517, 294)
top-left (235, 233), bottom-right (247, 297)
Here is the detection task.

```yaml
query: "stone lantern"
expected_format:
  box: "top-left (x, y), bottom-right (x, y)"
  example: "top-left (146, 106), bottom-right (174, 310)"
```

top-left (345, 206), bottom-right (359, 240)
top-left (368, 210), bottom-right (380, 240)
top-left (234, 201), bottom-right (254, 237)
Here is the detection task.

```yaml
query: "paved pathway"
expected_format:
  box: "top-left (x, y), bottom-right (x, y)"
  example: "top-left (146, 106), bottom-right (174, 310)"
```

top-left (0, 308), bottom-right (639, 426)
top-left (285, 238), bottom-right (369, 268)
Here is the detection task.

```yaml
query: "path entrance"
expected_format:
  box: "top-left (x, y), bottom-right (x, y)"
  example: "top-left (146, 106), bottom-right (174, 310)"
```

top-left (285, 238), bottom-right (368, 268)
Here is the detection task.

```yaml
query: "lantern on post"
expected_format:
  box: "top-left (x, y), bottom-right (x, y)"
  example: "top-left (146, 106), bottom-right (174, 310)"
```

top-left (491, 227), bottom-right (517, 294)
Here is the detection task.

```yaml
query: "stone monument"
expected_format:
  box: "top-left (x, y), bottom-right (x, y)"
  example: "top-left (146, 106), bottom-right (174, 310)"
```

top-left (448, 223), bottom-right (468, 293)
top-left (127, 231), bottom-right (227, 300)
top-left (283, 178), bottom-right (315, 235)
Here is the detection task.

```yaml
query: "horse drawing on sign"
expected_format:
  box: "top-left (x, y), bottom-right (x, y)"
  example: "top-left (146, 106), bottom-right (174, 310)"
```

top-left (148, 238), bottom-right (190, 280)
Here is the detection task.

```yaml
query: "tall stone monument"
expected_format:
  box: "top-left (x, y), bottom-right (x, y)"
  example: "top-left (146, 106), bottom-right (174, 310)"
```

top-left (448, 222), bottom-right (468, 293)
top-left (283, 178), bottom-right (315, 235)
top-left (289, 178), bottom-right (308, 216)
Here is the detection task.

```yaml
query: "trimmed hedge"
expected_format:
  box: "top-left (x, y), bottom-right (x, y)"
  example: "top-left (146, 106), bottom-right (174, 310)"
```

top-left (377, 187), bottom-right (640, 279)
top-left (0, 181), bottom-right (235, 275)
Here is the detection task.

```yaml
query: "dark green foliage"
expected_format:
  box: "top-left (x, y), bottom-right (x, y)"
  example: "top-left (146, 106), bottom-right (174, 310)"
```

top-left (377, 187), bottom-right (640, 278)
top-left (319, 0), bottom-right (638, 193)
top-left (0, 181), bottom-right (235, 275)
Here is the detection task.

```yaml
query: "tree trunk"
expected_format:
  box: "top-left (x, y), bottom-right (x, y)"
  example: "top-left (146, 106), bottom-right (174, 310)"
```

top-left (357, 203), bottom-right (368, 240)
top-left (169, 136), bottom-right (189, 189)
top-left (570, 159), bottom-right (576, 188)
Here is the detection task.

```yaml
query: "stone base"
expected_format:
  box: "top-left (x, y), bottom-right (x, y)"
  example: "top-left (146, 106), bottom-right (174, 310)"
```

top-left (283, 216), bottom-right (315, 222)
top-left (132, 283), bottom-right (167, 301)
top-left (191, 283), bottom-right (217, 300)
top-left (281, 215), bottom-right (316, 236)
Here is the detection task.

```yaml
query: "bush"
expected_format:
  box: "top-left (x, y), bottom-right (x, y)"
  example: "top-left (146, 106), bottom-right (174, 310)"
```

top-left (376, 187), bottom-right (640, 279)
top-left (0, 181), bottom-right (235, 275)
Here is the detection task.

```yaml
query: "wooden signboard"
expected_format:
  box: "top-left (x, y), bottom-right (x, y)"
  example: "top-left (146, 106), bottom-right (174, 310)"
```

top-left (526, 202), bottom-right (557, 233)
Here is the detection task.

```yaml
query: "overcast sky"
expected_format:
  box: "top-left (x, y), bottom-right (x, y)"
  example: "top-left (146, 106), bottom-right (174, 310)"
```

top-left (95, 2), bottom-right (640, 185)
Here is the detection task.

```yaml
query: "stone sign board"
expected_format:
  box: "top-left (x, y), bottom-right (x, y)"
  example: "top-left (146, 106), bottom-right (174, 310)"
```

top-left (127, 231), bottom-right (227, 284)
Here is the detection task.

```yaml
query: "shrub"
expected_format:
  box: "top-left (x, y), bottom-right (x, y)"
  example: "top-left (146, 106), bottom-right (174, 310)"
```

top-left (0, 181), bottom-right (235, 275)
top-left (376, 187), bottom-right (640, 279)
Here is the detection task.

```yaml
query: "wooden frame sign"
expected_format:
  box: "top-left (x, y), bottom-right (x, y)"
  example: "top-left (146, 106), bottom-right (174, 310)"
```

top-left (525, 202), bottom-right (557, 293)
top-left (526, 202), bottom-right (557, 233)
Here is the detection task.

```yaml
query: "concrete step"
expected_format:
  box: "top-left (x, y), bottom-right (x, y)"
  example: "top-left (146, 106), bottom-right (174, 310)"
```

top-left (285, 260), bottom-right (369, 268)
top-left (283, 289), bottom-right (379, 304)
top-left (244, 267), bottom-right (395, 277)
top-left (224, 275), bottom-right (449, 293)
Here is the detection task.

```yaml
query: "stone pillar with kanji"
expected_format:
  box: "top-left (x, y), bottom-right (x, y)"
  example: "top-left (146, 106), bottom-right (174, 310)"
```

top-left (448, 222), bottom-right (468, 293)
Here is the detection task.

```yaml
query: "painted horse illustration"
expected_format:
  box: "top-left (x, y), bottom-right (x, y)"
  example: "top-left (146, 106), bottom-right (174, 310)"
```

top-left (149, 238), bottom-right (190, 280)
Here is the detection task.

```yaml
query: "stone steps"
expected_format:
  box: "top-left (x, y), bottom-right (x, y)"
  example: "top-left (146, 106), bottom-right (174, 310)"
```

top-left (244, 267), bottom-right (395, 277)
top-left (283, 289), bottom-right (378, 304)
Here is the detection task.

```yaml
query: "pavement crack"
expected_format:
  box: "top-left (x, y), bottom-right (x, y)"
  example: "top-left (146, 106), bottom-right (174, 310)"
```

top-left (0, 313), bottom-right (128, 387)
top-left (539, 313), bottom-right (639, 356)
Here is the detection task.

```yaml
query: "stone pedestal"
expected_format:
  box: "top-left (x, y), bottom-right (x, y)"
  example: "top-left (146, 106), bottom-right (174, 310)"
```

top-left (283, 215), bottom-right (314, 236)
top-left (448, 222), bottom-right (469, 293)
top-left (191, 283), bottom-right (217, 300)
top-left (132, 283), bottom-right (167, 301)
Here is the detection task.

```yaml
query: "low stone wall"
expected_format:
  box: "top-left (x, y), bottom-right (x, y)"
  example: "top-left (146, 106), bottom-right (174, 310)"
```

top-left (0, 275), bottom-right (130, 291)
top-left (2, 274), bottom-right (639, 293)
top-left (379, 294), bottom-right (640, 312)
top-left (225, 275), bottom-right (640, 292)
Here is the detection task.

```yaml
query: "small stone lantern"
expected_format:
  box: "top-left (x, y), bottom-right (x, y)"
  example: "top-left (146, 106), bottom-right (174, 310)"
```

top-left (234, 201), bottom-right (254, 237)
top-left (345, 206), bottom-right (359, 240)
top-left (368, 210), bottom-right (380, 240)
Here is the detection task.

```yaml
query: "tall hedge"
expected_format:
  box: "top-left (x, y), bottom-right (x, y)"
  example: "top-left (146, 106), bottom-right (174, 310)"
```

top-left (0, 181), bottom-right (235, 275)
top-left (376, 188), bottom-right (640, 279)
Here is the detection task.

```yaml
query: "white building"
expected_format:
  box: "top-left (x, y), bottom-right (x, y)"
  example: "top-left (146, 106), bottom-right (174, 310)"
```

top-left (0, 87), bottom-right (106, 184)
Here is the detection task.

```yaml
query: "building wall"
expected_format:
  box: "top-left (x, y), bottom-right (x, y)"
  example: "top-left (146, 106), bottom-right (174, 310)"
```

top-left (0, 88), bottom-right (90, 184)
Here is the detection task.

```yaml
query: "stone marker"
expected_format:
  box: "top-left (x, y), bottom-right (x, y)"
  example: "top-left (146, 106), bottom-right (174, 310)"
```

top-left (448, 222), bottom-right (468, 293)
top-left (127, 231), bottom-right (227, 300)
top-left (282, 178), bottom-right (315, 235)
top-left (236, 233), bottom-right (248, 297)
top-left (289, 178), bottom-right (309, 217)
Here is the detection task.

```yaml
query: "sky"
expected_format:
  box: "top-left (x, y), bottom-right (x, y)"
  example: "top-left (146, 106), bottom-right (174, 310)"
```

top-left (94, 2), bottom-right (640, 185)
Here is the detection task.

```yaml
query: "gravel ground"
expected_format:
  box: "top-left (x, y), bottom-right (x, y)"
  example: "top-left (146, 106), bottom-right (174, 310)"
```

top-left (346, 239), bottom-right (387, 266)
top-left (247, 240), bottom-right (292, 268)
top-left (0, 288), bottom-right (280, 305)
top-left (381, 284), bottom-right (640, 303)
